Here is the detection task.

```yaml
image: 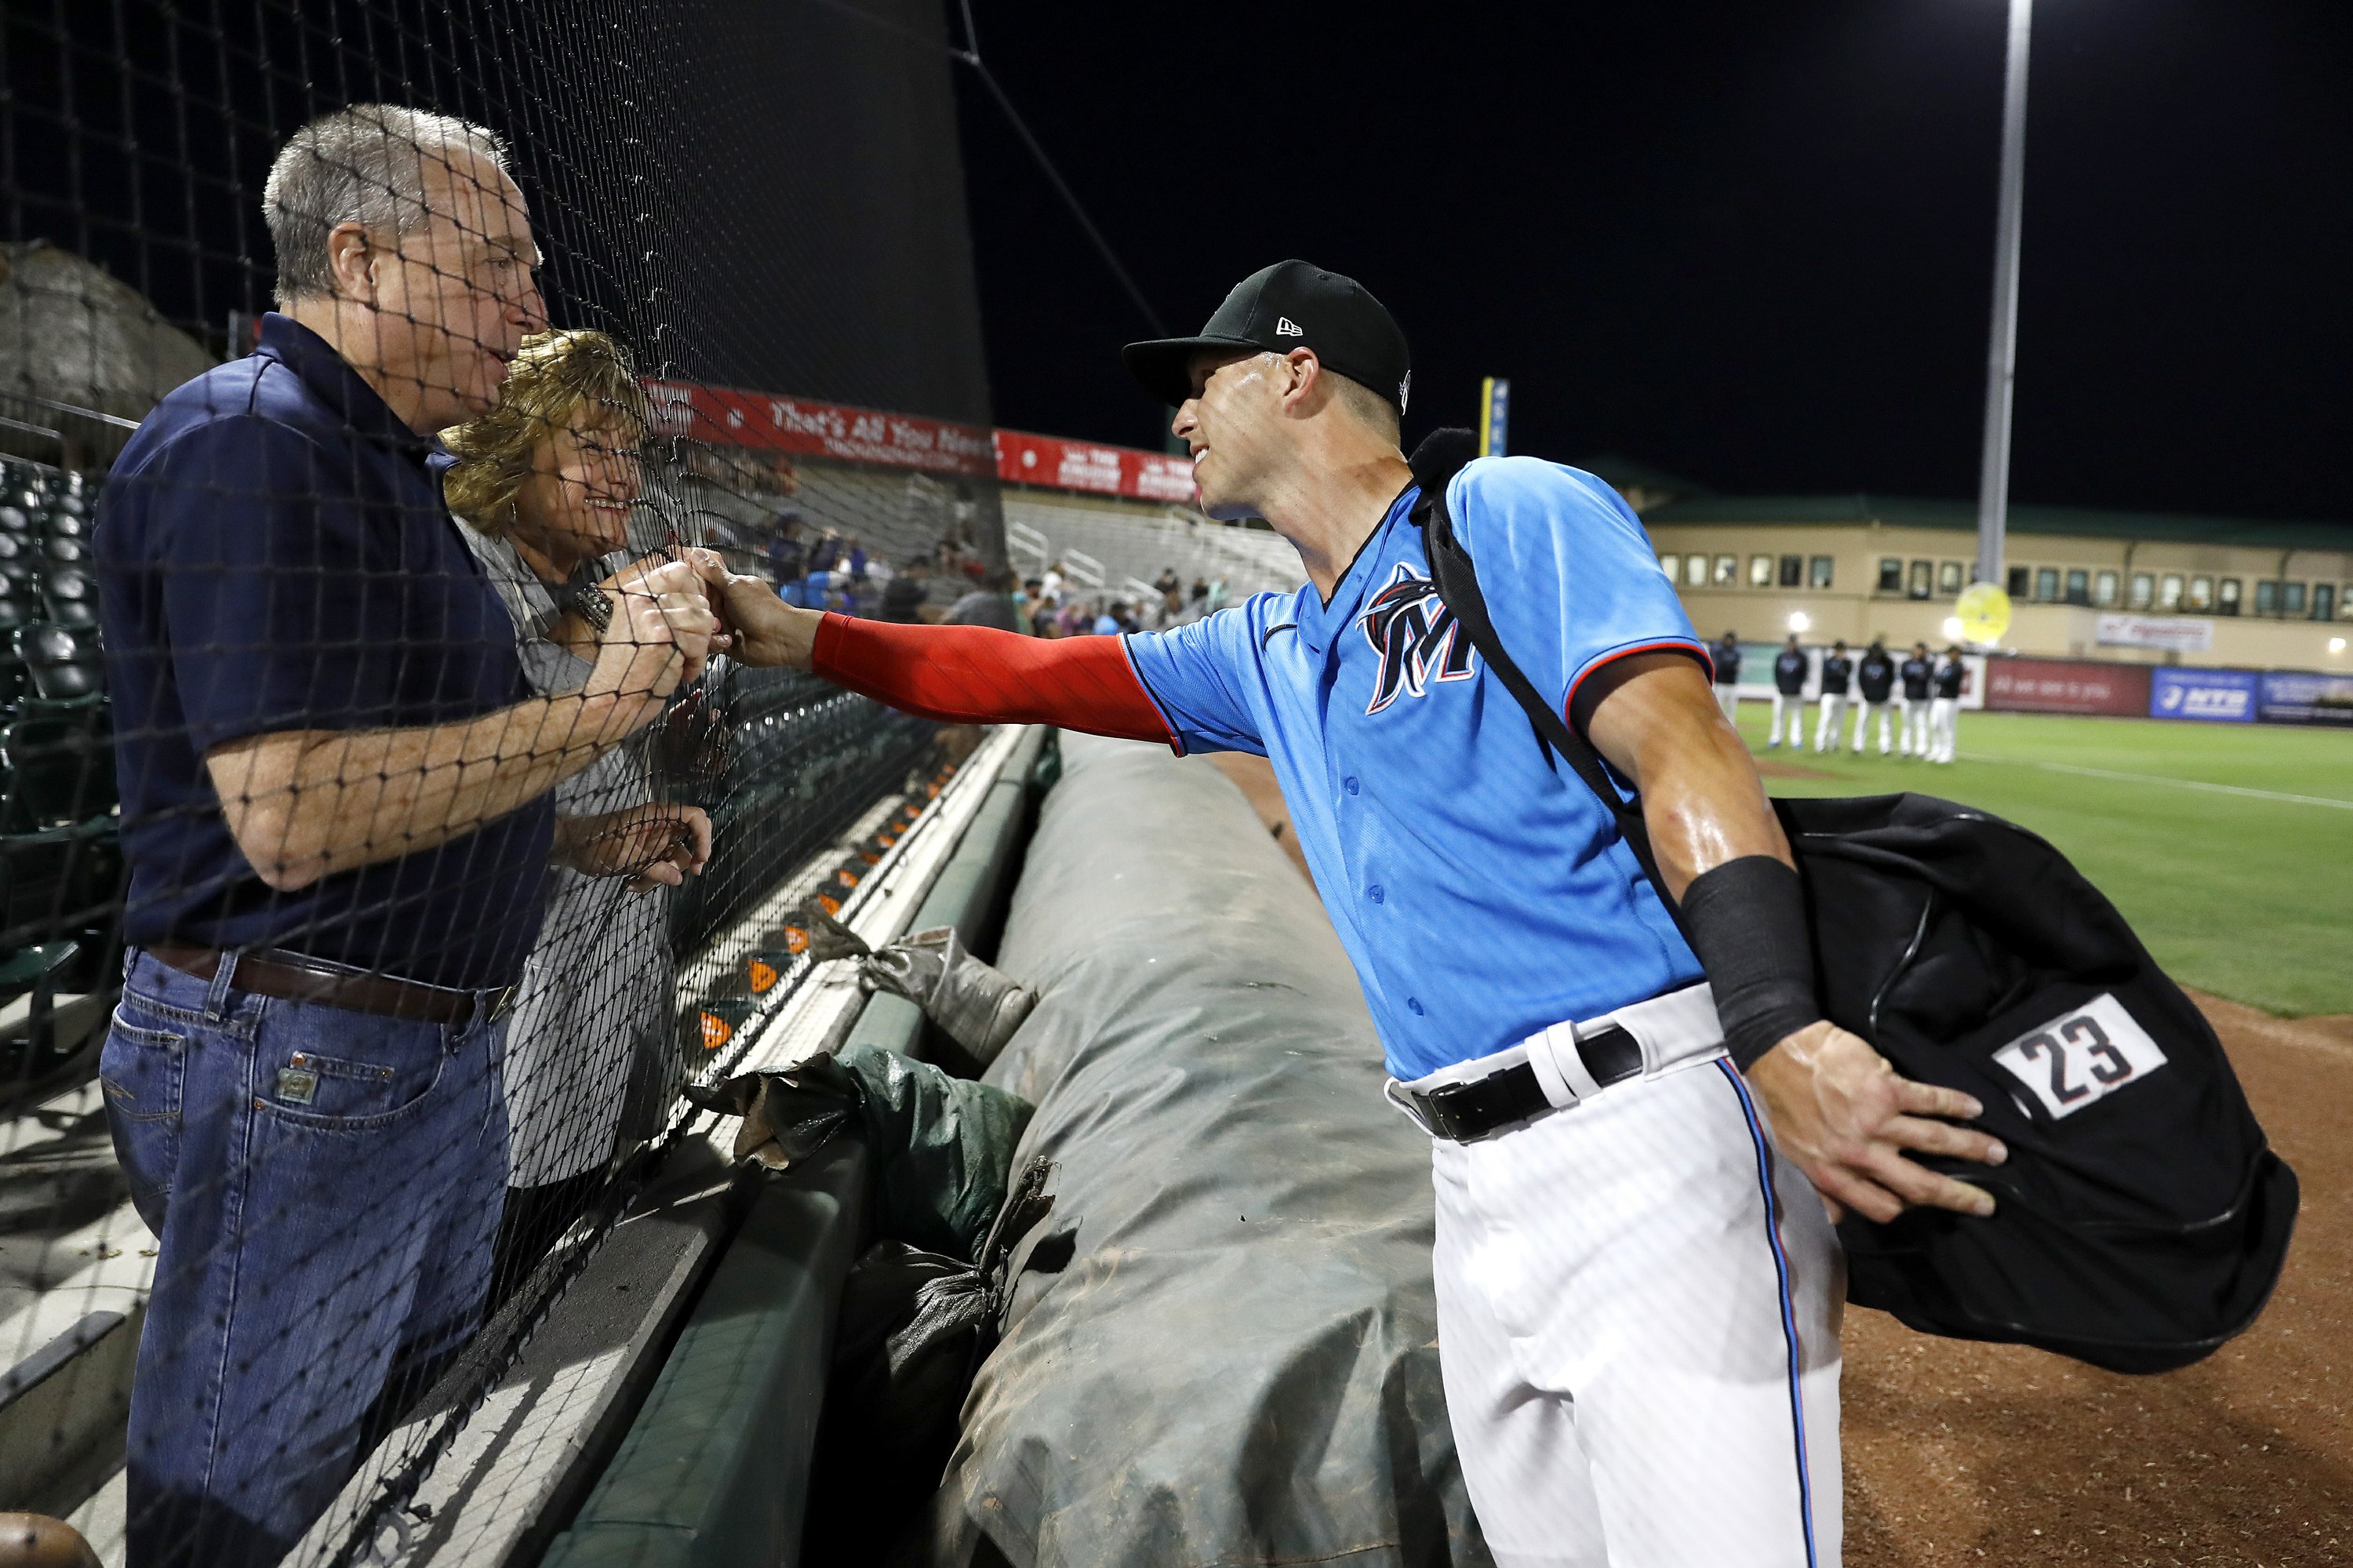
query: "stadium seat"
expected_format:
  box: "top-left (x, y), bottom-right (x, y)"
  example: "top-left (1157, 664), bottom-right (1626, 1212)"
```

top-left (0, 937), bottom-right (93, 1114)
top-left (42, 536), bottom-right (89, 566)
top-left (0, 817), bottom-right (119, 947)
top-left (38, 568), bottom-right (97, 629)
top-left (44, 511), bottom-right (90, 543)
top-left (0, 713), bottom-right (117, 830)
top-left (0, 506), bottom-right (27, 535)
top-left (0, 531), bottom-right (37, 586)
top-left (14, 624), bottom-right (105, 706)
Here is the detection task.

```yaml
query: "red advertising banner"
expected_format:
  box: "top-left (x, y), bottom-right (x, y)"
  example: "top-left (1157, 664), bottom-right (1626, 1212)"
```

top-left (1980, 657), bottom-right (2154, 716)
top-left (646, 379), bottom-right (1198, 504)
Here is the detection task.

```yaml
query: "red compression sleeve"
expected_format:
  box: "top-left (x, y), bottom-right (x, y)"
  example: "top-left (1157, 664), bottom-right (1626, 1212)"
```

top-left (810, 614), bottom-right (1176, 746)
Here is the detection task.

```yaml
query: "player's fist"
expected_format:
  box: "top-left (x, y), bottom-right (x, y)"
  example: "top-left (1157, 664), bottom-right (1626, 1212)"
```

top-left (681, 547), bottom-right (822, 671)
top-left (1744, 1020), bottom-right (2007, 1224)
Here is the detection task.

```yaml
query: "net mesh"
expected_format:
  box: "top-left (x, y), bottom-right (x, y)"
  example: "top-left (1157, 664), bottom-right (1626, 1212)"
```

top-left (0, 1), bottom-right (1003, 1559)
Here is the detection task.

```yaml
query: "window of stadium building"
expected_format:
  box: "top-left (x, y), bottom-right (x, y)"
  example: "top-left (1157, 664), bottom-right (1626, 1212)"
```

top-left (1686, 555), bottom-right (1710, 588)
top-left (2065, 569), bottom-right (2090, 606)
top-left (2283, 581), bottom-right (2308, 616)
top-left (2036, 567), bottom-right (2060, 602)
top-left (1714, 554), bottom-right (1737, 586)
top-left (1909, 560), bottom-right (1932, 599)
top-left (1878, 558), bottom-right (1904, 594)
top-left (2255, 580), bottom-right (2278, 616)
top-left (2007, 566), bottom-right (2031, 598)
top-left (1658, 553), bottom-right (1678, 580)
top-left (2096, 569), bottom-right (2121, 607)
top-left (2219, 577), bottom-right (2243, 615)
top-left (1751, 554), bottom-right (1774, 588)
top-left (1778, 554), bottom-right (1802, 588)
top-left (1809, 555), bottom-right (1834, 588)
top-left (2315, 584), bottom-right (2337, 621)
top-left (2188, 576), bottom-right (2213, 613)
top-left (1939, 561), bottom-right (1964, 597)
top-left (2129, 572), bottom-right (2155, 609)
top-left (2161, 574), bottom-right (2185, 610)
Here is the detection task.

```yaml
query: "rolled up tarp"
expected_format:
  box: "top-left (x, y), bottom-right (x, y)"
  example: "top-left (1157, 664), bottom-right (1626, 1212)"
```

top-left (933, 733), bottom-right (1489, 1567)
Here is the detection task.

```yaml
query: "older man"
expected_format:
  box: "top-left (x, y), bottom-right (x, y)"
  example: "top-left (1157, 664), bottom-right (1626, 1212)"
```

top-left (93, 105), bottom-right (715, 1566)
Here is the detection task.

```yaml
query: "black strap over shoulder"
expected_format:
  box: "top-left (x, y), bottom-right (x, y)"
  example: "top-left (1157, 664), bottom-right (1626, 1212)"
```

top-left (1406, 427), bottom-right (1686, 933)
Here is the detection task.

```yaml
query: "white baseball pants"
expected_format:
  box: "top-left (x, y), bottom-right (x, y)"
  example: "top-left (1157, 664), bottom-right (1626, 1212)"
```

top-left (1813, 693), bottom-right (1848, 751)
top-left (1850, 700), bottom-right (1893, 755)
top-left (1715, 686), bottom-right (1741, 728)
top-left (1399, 989), bottom-right (1843, 1568)
top-left (1768, 692), bottom-right (1806, 748)
top-left (1900, 698), bottom-right (1931, 756)
top-left (1927, 697), bottom-right (1958, 762)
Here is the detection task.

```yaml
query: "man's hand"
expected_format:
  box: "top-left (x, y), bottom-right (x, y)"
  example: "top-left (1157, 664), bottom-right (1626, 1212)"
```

top-left (681, 547), bottom-right (820, 670)
top-left (555, 803), bottom-right (712, 892)
top-left (584, 558), bottom-right (722, 715)
top-left (1744, 1020), bottom-right (2007, 1224)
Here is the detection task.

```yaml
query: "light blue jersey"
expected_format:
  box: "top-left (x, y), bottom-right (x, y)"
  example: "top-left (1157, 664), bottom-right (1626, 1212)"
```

top-left (1125, 456), bottom-right (1709, 1080)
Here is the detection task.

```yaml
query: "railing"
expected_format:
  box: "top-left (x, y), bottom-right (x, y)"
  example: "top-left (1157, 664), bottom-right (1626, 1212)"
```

top-left (1062, 549), bottom-right (1106, 588)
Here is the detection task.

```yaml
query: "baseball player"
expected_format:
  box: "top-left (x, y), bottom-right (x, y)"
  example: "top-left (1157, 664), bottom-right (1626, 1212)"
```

top-left (1710, 629), bottom-right (1742, 727)
top-left (1851, 638), bottom-right (1896, 755)
top-left (1926, 646), bottom-right (1966, 764)
top-left (690, 260), bottom-right (2002, 1568)
top-left (1813, 639), bottom-right (1852, 754)
top-left (1897, 641), bottom-right (1933, 759)
top-left (1766, 635), bottom-right (1808, 749)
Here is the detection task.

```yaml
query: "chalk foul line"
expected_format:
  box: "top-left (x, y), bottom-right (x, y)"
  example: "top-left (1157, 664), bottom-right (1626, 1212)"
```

top-left (1966, 755), bottom-right (2353, 813)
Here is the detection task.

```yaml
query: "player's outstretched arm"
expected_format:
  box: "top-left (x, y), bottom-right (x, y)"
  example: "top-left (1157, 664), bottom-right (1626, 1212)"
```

top-left (1581, 651), bottom-right (2006, 1224)
top-left (689, 551), bottom-right (1176, 743)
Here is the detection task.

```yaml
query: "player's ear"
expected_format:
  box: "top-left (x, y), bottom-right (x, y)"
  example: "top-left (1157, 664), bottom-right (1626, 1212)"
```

top-left (1278, 348), bottom-right (1321, 414)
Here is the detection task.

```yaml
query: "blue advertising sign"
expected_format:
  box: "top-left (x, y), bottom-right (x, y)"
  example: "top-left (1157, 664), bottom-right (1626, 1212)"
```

top-left (2257, 670), bottom-right (2353, 726)
top-left (2150, 667), bottom-right (2257, 724)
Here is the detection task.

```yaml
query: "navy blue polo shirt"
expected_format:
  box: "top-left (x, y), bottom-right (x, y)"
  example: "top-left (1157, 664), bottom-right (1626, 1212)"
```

top-left (95, 314), bottom-right (552, 989)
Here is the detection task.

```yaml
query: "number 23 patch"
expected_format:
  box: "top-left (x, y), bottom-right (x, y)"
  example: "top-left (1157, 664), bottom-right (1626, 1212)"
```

top-left (1991, 993), bottom-right (2169, 1120)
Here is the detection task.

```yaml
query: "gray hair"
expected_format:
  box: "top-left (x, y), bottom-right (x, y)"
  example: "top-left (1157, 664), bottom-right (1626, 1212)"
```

top-left (263, 104), bottom-right (511, 304)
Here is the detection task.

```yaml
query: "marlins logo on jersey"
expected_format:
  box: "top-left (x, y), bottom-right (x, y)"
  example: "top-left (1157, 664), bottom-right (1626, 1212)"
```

top-left (1361, 562), bottom-right (1476, 714)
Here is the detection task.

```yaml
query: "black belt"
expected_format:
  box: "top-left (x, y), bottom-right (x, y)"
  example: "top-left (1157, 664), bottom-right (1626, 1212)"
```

top-left (1398, 1023), bottom-right (1645, 1142)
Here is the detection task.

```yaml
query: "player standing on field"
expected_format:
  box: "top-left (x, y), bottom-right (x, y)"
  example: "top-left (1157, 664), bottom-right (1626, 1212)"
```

top-left (1813, 639), bottom-right (1852, 754)
top-left (692, 261), bottom-right (2004, 1568)
top-left (1927, 646), bottom-right (1966, 764)
top-left (1767, 634), bottom-right (1809, 748)
top-left (1710, 628), bottom-right (1743, 727)
top-left (1853, 638), bottom-right (1896, 755)
top-left (1897, 640), bottom-right (1934, 759)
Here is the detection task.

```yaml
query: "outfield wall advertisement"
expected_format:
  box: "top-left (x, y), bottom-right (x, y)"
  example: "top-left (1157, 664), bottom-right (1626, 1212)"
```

top-left (1982, 658), bottom-right (2152, 716)
top-left (2150, 668), bottom-right (2258, 723)
top-left (2257, 671), bottom-right (2353, 726)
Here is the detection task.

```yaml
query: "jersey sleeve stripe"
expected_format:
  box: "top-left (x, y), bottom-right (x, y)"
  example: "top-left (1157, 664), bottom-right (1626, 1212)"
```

top-left (1117, 633), bottom-right (1190, 758)
top-left (1563, 636), bottom-right (1714, 732)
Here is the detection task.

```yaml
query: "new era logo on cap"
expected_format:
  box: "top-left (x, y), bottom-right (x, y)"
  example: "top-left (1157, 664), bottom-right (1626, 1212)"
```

top-left (1121, 259), bottom-right (1413, 411)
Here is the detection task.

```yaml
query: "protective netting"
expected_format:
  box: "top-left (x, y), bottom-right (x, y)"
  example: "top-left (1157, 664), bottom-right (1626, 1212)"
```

top-left (0, 2), bottom-right (1005, 1561)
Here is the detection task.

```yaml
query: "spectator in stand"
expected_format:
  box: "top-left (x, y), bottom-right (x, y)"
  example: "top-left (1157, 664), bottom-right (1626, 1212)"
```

top-left (1206, 575), bottom-right (1231, 614)
top-left (1709, 630), bottom-right (1742, 726)
top-left (945, 566), bottom-right (1022, 631)
top-left (1057, 598), bottom-right (1093, 638)
top-left (809, 529), bottom-right (842, 576)
top-left (1851, 638), bottom-right (1897, 755)
top-left (1031, 595), bottom-right (1062, 638)
top-left (1091, 601), bottom-right (1123, 636)
top-left (1190, 576), bottom-right (1209, 609)
top-left (91, 105), bottom-right (717, 1566)
top-left (1767, 634), bottom-right (1809, 748)
top-left (844, 533), bottom-right (868, 583)
top-left (1898, 641), bottom-right (1934, 759)
top-left (442, 328), bottom-right (713, 1299)
top-left (1041, 559), bottom-right (1066, 602)
top-left (1813, 639), bottom-right (1852, 754)
top-left (880, 558), bottom-right (930, 623)
top-left (1927, 646), bottom-right (1966, 765)
top-left (762, 511), bottom-right (804, 584)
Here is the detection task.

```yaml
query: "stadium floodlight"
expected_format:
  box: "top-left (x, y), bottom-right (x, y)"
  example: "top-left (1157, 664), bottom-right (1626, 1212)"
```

top-left (1788, 611), bottom-right (1811, 633)
top-left (2331, 637), bottom-right (2348, 656)
top-left (1944, 617), bottom-right (1968, 642)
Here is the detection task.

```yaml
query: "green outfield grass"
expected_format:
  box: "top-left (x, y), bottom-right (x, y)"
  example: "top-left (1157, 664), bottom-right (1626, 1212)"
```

top-left (1732, 704), bottom-right (2353, 1017)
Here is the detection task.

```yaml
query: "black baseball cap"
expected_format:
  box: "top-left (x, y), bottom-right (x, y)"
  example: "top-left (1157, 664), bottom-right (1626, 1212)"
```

top-left (1122, 259), bottom-right (1412, 413)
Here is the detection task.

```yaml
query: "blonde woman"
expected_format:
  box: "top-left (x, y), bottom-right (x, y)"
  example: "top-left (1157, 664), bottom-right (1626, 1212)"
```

top-left (442, 329), bottom-right (711, 1290)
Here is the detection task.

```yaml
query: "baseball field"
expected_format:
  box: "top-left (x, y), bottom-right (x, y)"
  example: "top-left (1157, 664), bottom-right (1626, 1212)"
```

top-left (1737, 708), bottom-right (2353, 1017)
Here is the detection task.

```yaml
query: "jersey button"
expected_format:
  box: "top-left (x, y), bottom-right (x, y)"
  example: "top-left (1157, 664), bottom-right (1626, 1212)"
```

top-left (1368, 885), bottom-right (1385, 904)
top-left (1344, 776), bottom-right (1360, 795)
top-left (1407, 997), bottom-right (1424, 1016)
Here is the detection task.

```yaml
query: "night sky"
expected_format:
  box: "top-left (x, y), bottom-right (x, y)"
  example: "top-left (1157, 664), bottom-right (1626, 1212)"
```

top-left (951, 2), bottom-right (2352, 523)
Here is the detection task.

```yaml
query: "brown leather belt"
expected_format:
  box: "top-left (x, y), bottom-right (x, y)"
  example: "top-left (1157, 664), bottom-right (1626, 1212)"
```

top-left (146, 944), bottom-right (517, 1027)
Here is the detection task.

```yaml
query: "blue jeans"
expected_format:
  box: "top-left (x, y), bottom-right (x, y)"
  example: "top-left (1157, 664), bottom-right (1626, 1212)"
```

top-left (100, 950), bottom-right (510, 1568)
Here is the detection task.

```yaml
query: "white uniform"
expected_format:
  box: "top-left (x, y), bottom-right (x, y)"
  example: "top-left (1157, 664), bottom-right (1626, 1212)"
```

top-left (1402, 985), bottom-right (1843, 1568)
top-left (1767, 648), bottom-right (1810, 748)
top-left (1927, 658), bottom-right (1966, 763)
top-left (1897, 656), bottom-right (1934, 759)
top-left (1813, 653), bottom-right (1853, 752)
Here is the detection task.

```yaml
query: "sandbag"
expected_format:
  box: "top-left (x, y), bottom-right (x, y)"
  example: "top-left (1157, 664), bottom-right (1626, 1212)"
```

top-left (695, 1042), bottom-right (1032, 1261)
top-left (931, 734), bottom-right (1489, 1568)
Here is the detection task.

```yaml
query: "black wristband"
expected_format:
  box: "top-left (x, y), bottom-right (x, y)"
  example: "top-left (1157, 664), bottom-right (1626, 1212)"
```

top-left (1680, 856), bottom-right (1822, 1071)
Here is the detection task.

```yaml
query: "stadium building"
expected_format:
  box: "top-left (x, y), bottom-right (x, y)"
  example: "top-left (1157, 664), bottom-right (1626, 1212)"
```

top-left (1637, 492), bottom-right (2353, 671)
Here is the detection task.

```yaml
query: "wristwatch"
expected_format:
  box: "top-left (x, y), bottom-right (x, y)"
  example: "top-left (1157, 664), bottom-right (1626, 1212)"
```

top-left (569, 584), bottom-right (613, 635)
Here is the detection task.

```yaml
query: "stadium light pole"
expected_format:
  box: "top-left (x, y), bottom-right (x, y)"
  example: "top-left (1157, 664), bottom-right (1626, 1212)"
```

top-left (1974, 0), bottom-right (2033, 592)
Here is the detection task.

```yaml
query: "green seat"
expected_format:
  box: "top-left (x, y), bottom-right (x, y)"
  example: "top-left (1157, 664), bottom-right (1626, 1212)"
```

top-left (0, 711), bottom-right (116, 829)
top-left (0, 817), bottom-right (120, 948)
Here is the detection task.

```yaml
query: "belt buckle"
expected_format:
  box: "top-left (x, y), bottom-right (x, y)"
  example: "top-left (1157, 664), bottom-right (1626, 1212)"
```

top-left (1419, 1081), bottom-right (1480, 1143)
